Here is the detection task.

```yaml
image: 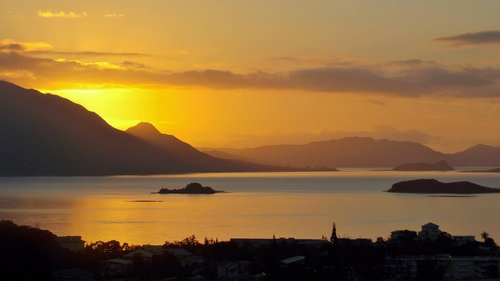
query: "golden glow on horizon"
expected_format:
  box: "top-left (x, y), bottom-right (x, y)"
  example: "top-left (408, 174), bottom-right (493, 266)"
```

top-left (41, 85), bottom-right (500, 153)
top-left (3, 1), bottom-right (500, 151)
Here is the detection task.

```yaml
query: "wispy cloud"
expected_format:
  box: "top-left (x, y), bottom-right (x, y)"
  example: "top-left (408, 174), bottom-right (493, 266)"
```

top-left (0, 39), bottom-right (149, 57)
top-left (104, 13), bottom-right (124, 18)
top-left (434, 30), bottom-right (500, 46)
top-left (31, 50), bottom-right (149, 57)
top-left (0, 39), bottom-right (53, 52)
top-left (37, 10), bottom-right (88, 19)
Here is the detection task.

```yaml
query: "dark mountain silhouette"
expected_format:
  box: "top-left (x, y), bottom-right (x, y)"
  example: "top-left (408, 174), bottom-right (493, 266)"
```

top-left (204, 139), bottom-right (500, 168)
top-left (3, 80), bottom-right (500, 174)
top-left (198, 149), bottom-right (239, 160)
top-left (0, 81), bottom-right (276, 176)
top-left (387, 179), bottom-right (500, 194)
top-left (205, 137), bottom-right (447, 168)
top-left (392, 161), bottom-right (454, 171)
top-left (125, 122), bottom-right (276, 172)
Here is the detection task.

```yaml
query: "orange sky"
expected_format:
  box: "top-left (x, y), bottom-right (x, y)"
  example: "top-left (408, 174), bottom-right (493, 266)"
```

top-left (2, 1), bottom-right (500, 152)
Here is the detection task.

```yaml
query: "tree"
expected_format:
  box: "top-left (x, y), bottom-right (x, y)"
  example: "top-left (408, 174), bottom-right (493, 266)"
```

top-left (330, 222), bottom-right (338, 243)
top-left (481, 231), bottom-right (490, 241)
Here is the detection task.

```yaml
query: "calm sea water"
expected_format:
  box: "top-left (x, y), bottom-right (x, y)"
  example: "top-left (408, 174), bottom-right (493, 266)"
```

top-left (0, 171), bottom-right (498, 245)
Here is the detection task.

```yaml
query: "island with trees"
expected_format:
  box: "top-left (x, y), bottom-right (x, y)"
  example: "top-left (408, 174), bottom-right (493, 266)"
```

top-left (155, 182), bottom-right (223, 194)
top-left (387, 179), bottom-right (500, 194)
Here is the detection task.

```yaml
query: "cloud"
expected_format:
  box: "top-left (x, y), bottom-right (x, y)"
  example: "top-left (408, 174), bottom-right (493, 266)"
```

top-left (104, 13), bottom-right (124, 18)
top-left (2, 41), bottom-right (500, 97)
top-left (0, 39), bottom-right (53, 52)
top-left (30, 50), bottom-right (150, 57)
top-left (0, 39), bottom-right (148, 57)
top-left (157, 65), bottom-right (498, 97)
top-left (37, 10), bottom-right (88, 19)
top-left (434, 30), bottom-right (500, 46)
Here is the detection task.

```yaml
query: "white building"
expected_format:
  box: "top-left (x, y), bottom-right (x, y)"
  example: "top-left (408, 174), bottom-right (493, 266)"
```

top-left (419, 222), bottom-right (442, 241)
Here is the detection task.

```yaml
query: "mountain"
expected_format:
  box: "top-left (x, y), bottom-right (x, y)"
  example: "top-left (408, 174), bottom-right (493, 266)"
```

top-left (125, 122), bottom-right (274, 172)
top-left (448, 144), bottom-right (500, 166)
top-left (392, 161), bottom-right (454, 171)
top-left (0, 81), bottom-right (273, 176)
top-left (204, 138), bottom-right (500, 168)
top-left (205, 137), bottom-right (447, 168)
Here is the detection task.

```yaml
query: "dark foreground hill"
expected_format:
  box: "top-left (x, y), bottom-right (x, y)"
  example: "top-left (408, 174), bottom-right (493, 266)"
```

top-left (0, 81), bottom-right (276, 176)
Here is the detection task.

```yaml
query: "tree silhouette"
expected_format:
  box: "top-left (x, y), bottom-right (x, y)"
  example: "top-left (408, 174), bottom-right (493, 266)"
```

top-left (481, 231), bottom-right (489, 241)
top-left (330, 222), bottom-right (338, 243)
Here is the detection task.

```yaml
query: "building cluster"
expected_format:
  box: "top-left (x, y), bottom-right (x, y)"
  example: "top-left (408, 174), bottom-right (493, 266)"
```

top-left (390, 222), bottom-right (475, 245)
top-left (388, 223), bottom-right (499, 280)
top-left (50, 222), bottom-right (499, 281)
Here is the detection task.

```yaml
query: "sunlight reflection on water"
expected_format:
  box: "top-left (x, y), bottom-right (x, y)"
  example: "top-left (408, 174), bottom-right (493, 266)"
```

top-left (0, 171), bottom-right (498, 244)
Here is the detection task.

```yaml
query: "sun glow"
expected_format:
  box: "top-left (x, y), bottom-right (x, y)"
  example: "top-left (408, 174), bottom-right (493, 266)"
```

top-left (43, 86), bottom-right (177, 130)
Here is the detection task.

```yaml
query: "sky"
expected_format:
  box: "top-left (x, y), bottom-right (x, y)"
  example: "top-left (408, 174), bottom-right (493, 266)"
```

top-left (1, 0), bottom-right (500, 152)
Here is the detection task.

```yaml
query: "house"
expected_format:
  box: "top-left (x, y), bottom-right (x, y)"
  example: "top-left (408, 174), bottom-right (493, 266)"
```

top-left (453, 235), bottom-right (475, 246)
top-left (335, 238), bottom-right (373, 247)
top-left (124, 249), bottom-right (154, 263)
top-left (56, 236), bottom-right (85, 252)
top-left (229, 238), bottom-right (329, 248)
top-left (418, 222), bottom-right (442, 241)
top-left (141, 245), bottom-right (165, 256)
top-left (390, 230), bottom-right (418, 241)
top-left (99, 258), bottom-right (132, 277)
top-left (165, 248), bottom-right (204, 266)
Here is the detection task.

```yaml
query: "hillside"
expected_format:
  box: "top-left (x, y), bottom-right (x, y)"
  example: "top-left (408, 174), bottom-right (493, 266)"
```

top-left (0, 81), bottom-right (274, 175)
top-left (126, 122), bottom-right (276, 172)
top-left (448, 145), bottom-right (500, 166)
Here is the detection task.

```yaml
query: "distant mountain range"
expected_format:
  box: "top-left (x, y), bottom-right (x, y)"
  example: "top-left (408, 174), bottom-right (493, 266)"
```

top-left (0, 81), bottom-right (277, 176)
top-left (203, 139), bottom-right (500, 168)
top-left (2, 80), bottom-right (500, 176)
top-left (392, 161), bottom-right (455, 171)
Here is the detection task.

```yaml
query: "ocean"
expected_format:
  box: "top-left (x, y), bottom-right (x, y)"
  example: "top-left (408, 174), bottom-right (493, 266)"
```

top-left (0, 170), bottom-right (498, 245)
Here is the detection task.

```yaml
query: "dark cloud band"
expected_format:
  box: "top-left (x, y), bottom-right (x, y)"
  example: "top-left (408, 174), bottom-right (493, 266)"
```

top-left (1, 51), bottom-right (500, 98)
top-left (434, 30), bottom-right (500, 46)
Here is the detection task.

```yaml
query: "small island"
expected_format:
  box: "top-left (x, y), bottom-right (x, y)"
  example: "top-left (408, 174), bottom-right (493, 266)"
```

top-left (387, 179), bottom-right (500, 194)
top-left (155, 182), bottom-right (223, 194)
top-left (392, 160), bottom-right (454, 171)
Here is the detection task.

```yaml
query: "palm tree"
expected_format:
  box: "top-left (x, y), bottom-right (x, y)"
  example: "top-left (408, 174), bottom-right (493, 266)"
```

top-left (481, 231), bottom-right (490, 241)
